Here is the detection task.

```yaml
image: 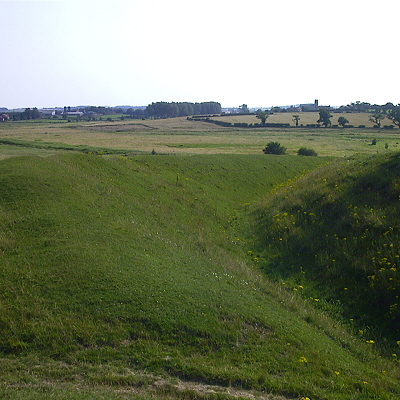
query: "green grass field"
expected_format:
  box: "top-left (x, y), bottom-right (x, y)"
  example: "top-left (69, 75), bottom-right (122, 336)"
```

top-left (0, 113), bottom-right (399, 158)
top-left (0, 117), bottom-right (399, 399)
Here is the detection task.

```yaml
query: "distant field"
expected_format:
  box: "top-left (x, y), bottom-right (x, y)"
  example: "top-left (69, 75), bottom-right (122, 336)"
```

top-left (217, 111), bottom-right (379, 127)
top-left (0, 113), bottom-right (399, 158)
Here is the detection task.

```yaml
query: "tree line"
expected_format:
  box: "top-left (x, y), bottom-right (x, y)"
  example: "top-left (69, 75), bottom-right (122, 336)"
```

top-left (67, 102), bottom-right (222, 120)
top-left (258, 107), bottom-right (400, 129)
top-left (8, 108), bottom-right (41, 121)
top-left (316, 108), bottom-right (400, 128)
top-left (337, 101), bottom-right (397, 114)
top-left (146, 102), bottom-right (221, 119)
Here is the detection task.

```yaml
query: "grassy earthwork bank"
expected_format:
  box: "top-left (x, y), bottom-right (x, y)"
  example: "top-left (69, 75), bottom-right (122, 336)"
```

top-left (0, 116), bottom-right (399, 399)
top-left (251, 152), bottom-right (400, 337)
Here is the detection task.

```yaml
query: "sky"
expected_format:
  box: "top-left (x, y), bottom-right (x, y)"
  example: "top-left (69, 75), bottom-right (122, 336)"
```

top-left (1, 0), bottom-right (399, 109)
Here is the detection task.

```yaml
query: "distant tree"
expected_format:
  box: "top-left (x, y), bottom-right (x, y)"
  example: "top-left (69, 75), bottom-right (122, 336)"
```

top-left (256, 110), bottom-right (269, 126)
top-left (239, 104), bottom-right (249, 114)
top-left (369, 114), bottom-right (385, 128)
top-left (317, 108), bottom-right (332, 127)
top-left (262, 141), bottom-right (286, 155)
top-left (146, 101), bottom-right (221, 119)
top-left (346, 101), bottom-right (371, 112)
top-left (387, 106), bottom-right (400, 128)
top-left (292, 114), bottom-right (300, 127)
top-left (297, 147), bottom-right (318, 156)
top-left (22, 107), bottom-right (40, 120)
top-left (179, 102), bottom-right (194, 116)
top-left (271, 106), bottom-right (283, 113)
top-left (338, 116), bottom-right (349, 127)
top-left (127, 108), bottom-right (145, 119)
top-left (382, 102), bottom-right (395, 113)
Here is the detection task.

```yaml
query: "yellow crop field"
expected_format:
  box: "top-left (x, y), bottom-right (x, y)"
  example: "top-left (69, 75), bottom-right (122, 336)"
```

top-left (217, 112), bottom-right (380, 127)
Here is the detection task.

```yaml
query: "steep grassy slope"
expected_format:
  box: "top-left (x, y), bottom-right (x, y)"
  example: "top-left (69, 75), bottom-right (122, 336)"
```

top-left (252, 152), bottom-right (400, 344)
top-left (0, 153), bottom-right (399, 400)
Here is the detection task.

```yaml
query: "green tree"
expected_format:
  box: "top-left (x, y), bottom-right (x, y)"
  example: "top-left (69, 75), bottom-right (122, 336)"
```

top-left (317, 108), bottom-right (332, 127)
top-left (262, 141), bottom-right (286, 155)
top-left (338, 116), bottom-right (349, 127)
top-left (387, 107), bottom-right (400, 128)
top-left (369, 114), bottom-right (385, 128)
top-left (256, 110), bottom-right (269, 126)
top-left (147, 101), bottom-right (221, 118)
top-left (22, 107), bottom-right (40, 120)
top-left (382, 102), bottom-right (395, 113)
top-left (297, 147), bottom-right (318, 156)
top-left (292, 114), bottom-right (300, 127)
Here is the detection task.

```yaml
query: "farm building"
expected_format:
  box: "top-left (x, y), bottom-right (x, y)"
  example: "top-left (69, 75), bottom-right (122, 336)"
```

top-left (299, 100), bottom-right (332, 112)
top-left (300, 100), bottom-right (319, 111)
top-left (40, 109), bottom-right (56, 117)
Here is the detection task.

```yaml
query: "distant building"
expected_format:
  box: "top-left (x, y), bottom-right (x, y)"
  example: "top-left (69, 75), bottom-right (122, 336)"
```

top-left (40, 109), bottom-right (56, 117)
top-left (0, 113), bottom-right (10, 122)
top-left (221, 108), bottom-right (241, 114)
top-left (300, 100), bottom-right (319, 111)
top-left (299, 100), bottom-right (332, 112)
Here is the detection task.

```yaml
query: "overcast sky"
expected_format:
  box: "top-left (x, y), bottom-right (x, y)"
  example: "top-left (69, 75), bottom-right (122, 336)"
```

top-left (1, 0), bottom-right (399, 109)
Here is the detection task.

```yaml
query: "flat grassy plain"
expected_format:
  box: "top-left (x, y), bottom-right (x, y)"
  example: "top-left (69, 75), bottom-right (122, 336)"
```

top-left (0, 112), bottom-right (399, 158)
top-left (0, 117), bottom-right (400, 399)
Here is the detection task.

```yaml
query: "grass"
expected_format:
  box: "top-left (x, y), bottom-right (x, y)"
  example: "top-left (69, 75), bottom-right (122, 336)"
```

top-left (0, 118), bottom-right (399, 399)
top-left (0, 138), bottom-right (134, 156)
top-left (250, 151), bottom-right (400, 345)
top-left (1, 152), bottom-right (399, 399)
top-left (1, 114), bottom-right (399, 158)
top-left (0, 143), bottom-right (68, 159)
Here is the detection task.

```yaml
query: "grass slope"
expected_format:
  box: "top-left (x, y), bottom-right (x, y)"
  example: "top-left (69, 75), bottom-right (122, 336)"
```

top-left (0, 153), bottom-right (398, 399)
top-left (251, 152), bottom-right (400, 344)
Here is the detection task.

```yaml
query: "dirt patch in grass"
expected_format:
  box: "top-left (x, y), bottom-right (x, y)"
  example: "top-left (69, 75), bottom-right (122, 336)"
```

top-left (114, 376), bottom-right (295, 400)
top-left (76, 123), bottom-right (157, 132)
